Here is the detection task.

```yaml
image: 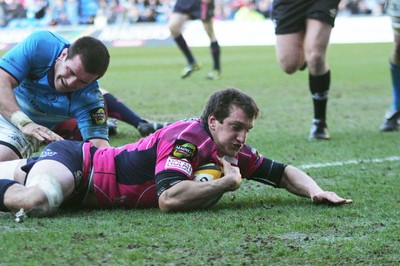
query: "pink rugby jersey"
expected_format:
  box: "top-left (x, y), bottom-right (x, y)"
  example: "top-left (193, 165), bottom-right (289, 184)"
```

top-left (85, 119), bottom-right (265, 209)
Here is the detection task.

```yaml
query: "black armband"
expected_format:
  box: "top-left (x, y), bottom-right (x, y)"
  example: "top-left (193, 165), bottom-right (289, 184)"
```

top-left (249, 159), bottom-right (287, 187)
top-left (155, 170), bottom-right (189, 197)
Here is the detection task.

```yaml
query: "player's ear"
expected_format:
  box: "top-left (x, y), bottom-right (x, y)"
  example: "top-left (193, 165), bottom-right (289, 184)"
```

top-left (208, 115), bottom-right (216, 131)
top-left (58, 48), bottom-right (68, 60)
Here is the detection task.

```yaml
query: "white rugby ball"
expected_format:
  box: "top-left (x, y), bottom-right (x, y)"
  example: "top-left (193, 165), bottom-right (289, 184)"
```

top-left (193, 163), bottom-right (223, 182)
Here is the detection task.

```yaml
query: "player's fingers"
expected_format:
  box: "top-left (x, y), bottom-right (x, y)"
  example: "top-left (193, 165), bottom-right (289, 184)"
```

top-left (34, 127), bottom-right (63, 142)
top-left (312, 191), bottom-right (353, 205)
top-left (48, 130), bottom-right (63, 141)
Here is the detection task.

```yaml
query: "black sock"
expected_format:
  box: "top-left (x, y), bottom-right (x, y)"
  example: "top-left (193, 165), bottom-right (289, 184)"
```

top-left (175, 34), bottom-right (195, 65)
top-left (0, 179), bottom-right (18, 212)
top-left (103, 93), bottom-right (146, 128)
top-left (309, 71), bottom-right (330, 122)
top-left (210, 41), bottom-right (220, 71)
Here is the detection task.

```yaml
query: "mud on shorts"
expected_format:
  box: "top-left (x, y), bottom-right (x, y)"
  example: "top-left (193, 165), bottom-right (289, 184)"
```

top-left (173, 0), bottom-right (215, 21)
top-left (272, 0), bottom-right (341, 35)
top-left (22, 140), bottom-right (96, 208)
top-left (0, 115), bottom-right (40, 159)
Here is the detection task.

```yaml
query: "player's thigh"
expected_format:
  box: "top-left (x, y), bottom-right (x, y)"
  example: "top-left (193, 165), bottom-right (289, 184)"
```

top-left (275, 32), bottom-right (304, 72)
top-left (168, 13), bottom-right (189, 34)
top-left (26, 160), bottom-right (75, 198)
top-left (0, 158), bottom-right (28, 183)
top-left (0, 144), bottom-right (20, 161)
top-left (304, 19), bottom-right (331, 73)
top-left (304, 19), bottom-right (331, 57)
top-left (202, 20), bottom-right (216, 41)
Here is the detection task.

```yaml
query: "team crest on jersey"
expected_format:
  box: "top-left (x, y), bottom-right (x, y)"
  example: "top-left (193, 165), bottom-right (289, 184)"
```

top-left (171, 140), bottom-right (197, 159)
top-left (90, 107), bottom-right (107, 125)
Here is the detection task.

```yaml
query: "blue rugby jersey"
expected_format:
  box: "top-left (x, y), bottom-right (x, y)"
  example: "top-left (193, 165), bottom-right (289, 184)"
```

top-left (0, 30), bottom-right (108, 140)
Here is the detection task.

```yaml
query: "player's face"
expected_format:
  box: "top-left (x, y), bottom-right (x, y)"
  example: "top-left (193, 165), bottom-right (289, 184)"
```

top-left (54, 49), bottom-right (98, 92)
top-left (209, 106), bottom-right (254, 157)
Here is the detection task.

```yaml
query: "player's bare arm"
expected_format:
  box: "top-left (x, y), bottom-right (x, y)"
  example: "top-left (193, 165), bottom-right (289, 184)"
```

top-left (279, 165), bottom-right (353, 205)
top-left (158, 159), bottom-right (241, 212)
top-left (0, 69), bottom-right (63, 143)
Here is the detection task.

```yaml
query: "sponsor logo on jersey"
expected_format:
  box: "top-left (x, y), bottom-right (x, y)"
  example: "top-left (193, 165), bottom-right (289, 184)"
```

top-left (90, 107), bottom-right (107, 125)
top-left (165, 157), bottom-right (193, 176)
top-left (171, 140), bottom-right (197, 159)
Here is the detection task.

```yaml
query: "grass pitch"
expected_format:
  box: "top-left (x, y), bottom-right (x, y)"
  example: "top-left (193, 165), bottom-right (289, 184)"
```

top-left (1, 43), bottom-right (399, 265)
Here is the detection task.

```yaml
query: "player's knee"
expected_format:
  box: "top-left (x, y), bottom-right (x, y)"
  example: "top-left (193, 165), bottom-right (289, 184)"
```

top-left (169, 26), bottom-right (181, 37)
top-left (26, 174), bottom-right (63, 217)
top-left (280, 63), bottom-right (298, 75)
top-left (306, 52), bottom-right (325, 71)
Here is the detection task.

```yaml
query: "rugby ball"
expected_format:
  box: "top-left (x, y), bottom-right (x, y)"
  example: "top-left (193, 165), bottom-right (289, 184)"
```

top-left (193, 163), bottom-right (223, 182)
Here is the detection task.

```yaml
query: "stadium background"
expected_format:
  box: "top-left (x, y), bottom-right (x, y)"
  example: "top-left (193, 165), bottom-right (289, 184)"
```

top-left (0, 0), bottom-right (392, 49)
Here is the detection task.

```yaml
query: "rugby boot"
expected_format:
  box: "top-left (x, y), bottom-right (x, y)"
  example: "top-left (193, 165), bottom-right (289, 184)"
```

top-left (380, 109), bottom-right (400, 132)
top-left (206, 70), bottom-right (221, 80)
top-left (107, 118), bottom-right (118, 135)
top-left (138, 121), bottom-right (171, 137)
top-left (181, 63), bottom-right (200, 79)
top-left (309, 119), bottom-right (330, 140)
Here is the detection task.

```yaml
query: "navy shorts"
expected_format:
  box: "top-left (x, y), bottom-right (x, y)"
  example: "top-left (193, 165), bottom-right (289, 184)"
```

top-left (22, 140), bottom-right (96, 207)
top-left (173, 0), bottom-right (215, 21)
top-left (272, 0), bottom-right (340, 35)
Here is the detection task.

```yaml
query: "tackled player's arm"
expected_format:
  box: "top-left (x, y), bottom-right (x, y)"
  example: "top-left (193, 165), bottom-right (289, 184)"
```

top-left (158, 159), bottom-right (241, 212)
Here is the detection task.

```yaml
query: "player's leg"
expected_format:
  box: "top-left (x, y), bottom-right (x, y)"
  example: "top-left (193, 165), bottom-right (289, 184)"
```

top-left (169, 12), bottom-right (200, 78)
top-left (0, 116), bottom-right (41, 161)
top-left (275, 32), bottom-right (306, 74)
top-left (381, 15), bottom-right (400, 131)
top-left (304, 19), bottom-right (332, 140)
top-left (102, 91), bottom-right (170, 137)
top-left (0, 145), bottom-right (20, 161)
top-left (202, 19), bottom-right (221, 80)
top-left (0, 159), bottom-right (28, 182)
top-left (1, 160), bottom-right (74, 218)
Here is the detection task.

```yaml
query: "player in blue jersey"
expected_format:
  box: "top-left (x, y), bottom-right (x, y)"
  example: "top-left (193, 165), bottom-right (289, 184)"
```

top-left (0, 88), bottom-right (351, 220)
top-left (380, 0), bottom-right (400, 131)
top-left (0, 30), bottom-right (110, 161)
top-left (272, 0), bottom-right (340, 140)
top-left (169, 0), bottom-right (221, 80)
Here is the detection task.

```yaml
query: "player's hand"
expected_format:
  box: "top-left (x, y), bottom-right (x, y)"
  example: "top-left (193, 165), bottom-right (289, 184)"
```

top-left (219, 157), bottom-right (242, 191)
top-left (21, 122), bottom-right (64, 143)
top-left (311, 191), bottom-right (353, 205)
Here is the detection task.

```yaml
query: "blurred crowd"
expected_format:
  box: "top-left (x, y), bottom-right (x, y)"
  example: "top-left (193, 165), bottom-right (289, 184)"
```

top-left (0, 0), bottom-right (388, 28)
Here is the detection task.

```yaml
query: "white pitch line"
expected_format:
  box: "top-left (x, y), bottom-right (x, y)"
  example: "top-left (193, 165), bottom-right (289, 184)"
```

top-left (298, 156), bottom-right (400, 170)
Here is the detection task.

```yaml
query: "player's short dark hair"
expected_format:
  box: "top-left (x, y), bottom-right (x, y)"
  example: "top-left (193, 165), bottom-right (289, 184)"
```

top-left (67, 36), bottom-right (110, 79)
top-left (200, 87), bottom-right (259, 124)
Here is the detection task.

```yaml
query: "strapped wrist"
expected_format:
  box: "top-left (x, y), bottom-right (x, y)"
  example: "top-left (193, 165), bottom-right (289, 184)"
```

top-left (10, 110), bottom-right (33, 130)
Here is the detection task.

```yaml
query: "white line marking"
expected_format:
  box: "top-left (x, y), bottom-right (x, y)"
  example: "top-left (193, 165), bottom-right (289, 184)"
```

top-left (298, 156), bottom-right (400, 170)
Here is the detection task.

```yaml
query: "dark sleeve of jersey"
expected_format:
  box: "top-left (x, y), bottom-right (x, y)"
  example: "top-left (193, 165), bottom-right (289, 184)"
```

top-left (155, 170), bottom-right (189, 197)
top-left (249, 158), bottom-right (287, 188)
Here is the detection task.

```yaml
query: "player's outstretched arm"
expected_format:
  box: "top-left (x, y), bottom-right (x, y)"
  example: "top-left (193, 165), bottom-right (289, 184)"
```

top-left (279, 165), bottom-right (353, 205)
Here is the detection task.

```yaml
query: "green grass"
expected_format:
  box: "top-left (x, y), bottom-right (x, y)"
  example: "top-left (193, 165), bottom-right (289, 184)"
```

top-left (1, 43), bottom-right (400, 265)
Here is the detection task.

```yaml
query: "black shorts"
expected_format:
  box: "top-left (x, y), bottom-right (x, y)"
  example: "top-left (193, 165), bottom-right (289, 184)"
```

top-left (272, 0), bottom-right (340, 35)
top-left (173, 0), bottom-right (214, 21)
